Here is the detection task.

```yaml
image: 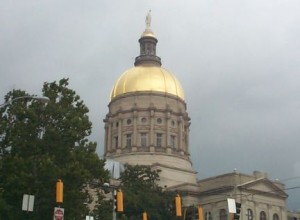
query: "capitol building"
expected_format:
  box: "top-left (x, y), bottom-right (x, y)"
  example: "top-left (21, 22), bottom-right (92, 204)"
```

top-left (103, 13), bottom-right (300, 220)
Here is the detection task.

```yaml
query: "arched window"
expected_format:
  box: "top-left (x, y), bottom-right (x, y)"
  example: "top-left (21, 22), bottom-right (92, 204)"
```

top-left (205, 211), bottom-right (212, 220)
top-left (220, 209), bottom-right (227, 220)
top-left (260, 211), bottom-right (267, 220)
top-left (273, 213), bottom-right (279, 220)
top-left (246, 209), bottom-right (253, 220)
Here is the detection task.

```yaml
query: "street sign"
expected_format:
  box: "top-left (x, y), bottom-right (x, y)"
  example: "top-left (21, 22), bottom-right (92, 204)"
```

top-left (53, 207), bottom-right (64, 220)
top-left (22, 194), bottom-right (35, 212)
top-left (227, 198), bottom-right (236, 213)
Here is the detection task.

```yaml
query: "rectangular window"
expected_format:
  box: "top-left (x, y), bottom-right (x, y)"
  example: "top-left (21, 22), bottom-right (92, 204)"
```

top-left (170, 135), bottom-right (176, 148)
top-left (126, 134), bottom-right (132, 147)
top-left (141, 133), bottom-right (147, 147)
top-left (156, 133), bottom-right (162, 147)
top-left (114, 136), bottom-right (118, 149)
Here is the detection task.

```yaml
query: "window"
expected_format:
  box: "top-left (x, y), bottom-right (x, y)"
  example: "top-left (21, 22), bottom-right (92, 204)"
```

top-left (126, 119), bottom-right (132, 125)
top-left (260, 211), bottom-right (266, 220)
top-left (141, 117), bottom-right (147, 123)
top-left (273, 214), bottom-right (279, 220)
top-left (156, 133), bottom-right (162, 147)
top-left (170, 135), bottom-right (176, 148)
top-left (205, 212), bottom-right (212, 220)
top-left (220, 209), bottom-right (227, 220)
top-left (114, 136), bottom-right (118, 149)
top-left (126, 134), bottom-right (132, 147)
top-left (141, 133), bottom-right (147, 147)
top-left (247, 209), bottom-right (253, 220)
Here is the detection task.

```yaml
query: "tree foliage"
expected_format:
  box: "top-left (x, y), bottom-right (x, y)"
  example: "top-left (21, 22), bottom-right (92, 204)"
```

top-left (118, 165), bottom-right (179, 220)
top-left (0, 78), bottom-right (109, 219)
top-left (92, 191), bottom-right (113, 220)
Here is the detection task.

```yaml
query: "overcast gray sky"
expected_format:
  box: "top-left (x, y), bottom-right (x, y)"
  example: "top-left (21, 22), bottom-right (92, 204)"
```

top-left (1, 0), bottom-right (299, 210)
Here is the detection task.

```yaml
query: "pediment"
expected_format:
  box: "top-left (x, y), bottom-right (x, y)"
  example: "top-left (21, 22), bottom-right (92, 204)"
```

top-left (238, 178), bottom-right (287, 198)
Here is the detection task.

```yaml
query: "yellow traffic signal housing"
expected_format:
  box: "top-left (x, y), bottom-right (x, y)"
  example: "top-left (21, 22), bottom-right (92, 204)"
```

top-left (198, 206), bottom-right (203, 220)
top-left (175, 194), bottom-right (182, 217)
top-left (143, 211), bottom-right (148, 220)
top-left (116, 189), bottom-right (124, 212)
top-left (56, 179), bottom-right (63, 203)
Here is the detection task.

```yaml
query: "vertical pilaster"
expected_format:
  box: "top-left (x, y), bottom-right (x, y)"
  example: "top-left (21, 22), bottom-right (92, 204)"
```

top-left (133, 110), bottom-right (138, 146)
top-left (185, 121), bottom-right (190, 153)
top-left (178, 116), bottom-right (183, 150)
top-left (150, 109), bottom-right (154, 146)
top-left (107, 121), bottom-right (112, 151)
top-left (104, 123), bottom-right (108, 152)
top-left (166, 111), bottom-right (170, 147)
top-left (118, 116), bottom-right (122, 149)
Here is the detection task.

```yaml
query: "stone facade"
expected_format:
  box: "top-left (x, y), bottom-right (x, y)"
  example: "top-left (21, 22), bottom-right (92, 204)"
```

top-left (104, 91), bottom-right (197, 187)
top-left (288, 211), bottom-right (300, 220)
top-left (169, 171), bottom-right (289, 220)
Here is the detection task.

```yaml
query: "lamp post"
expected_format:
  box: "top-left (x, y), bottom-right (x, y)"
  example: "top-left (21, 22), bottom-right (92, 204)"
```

top-left (0, 95), bottom-right (49, 218)
top-left (103, 160), bottom-right (125, 220)
top-left (103, 183), bottom-right (117, 220)
top-left (0, 95), bottom-right (50, 108)
top-left (88, 181), bottom-right (119, 220)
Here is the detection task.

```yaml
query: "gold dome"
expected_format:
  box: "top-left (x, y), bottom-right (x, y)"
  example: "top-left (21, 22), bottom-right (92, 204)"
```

top-left (110, 66), bottom-right (185, 100)
top-left (141, 30), bottom-right (156, 38)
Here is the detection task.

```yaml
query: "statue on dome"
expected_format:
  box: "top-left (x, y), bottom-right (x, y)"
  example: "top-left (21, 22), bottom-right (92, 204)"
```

top-left (145, 10), bottom-right (151, 30)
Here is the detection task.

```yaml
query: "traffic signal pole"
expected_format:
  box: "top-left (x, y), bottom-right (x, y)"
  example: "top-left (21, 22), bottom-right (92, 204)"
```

top-left (112, 189), bottom-right (116, 220)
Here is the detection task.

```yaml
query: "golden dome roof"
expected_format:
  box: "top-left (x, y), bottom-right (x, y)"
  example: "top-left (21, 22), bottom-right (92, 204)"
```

top-left (141, 29), bottom-right (156, 38)
top-left (110, 66), bottom-right (185, 100)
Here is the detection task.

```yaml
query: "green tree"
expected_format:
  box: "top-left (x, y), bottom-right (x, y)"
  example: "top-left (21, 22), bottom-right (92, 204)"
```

top-left (92, 191), bottom-right (113, 220)
top-left (0, 78), bottom-right (109, 219)
top-left (119, 165), bottom-right (179, 220)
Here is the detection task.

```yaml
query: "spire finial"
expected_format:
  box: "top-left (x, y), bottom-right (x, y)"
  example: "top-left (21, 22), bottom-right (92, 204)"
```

top-left (145, 10), bottom-right (151, 30)
top-left (135, 10), bottom-right (161, 66)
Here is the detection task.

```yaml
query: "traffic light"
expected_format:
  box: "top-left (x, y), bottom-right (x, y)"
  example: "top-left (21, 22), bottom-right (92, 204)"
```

top-left (56, 179), bottom-right (63, 203)
top-left (114, 189), bottom-right (123, 212)
top-left (143, 211), bottom-right (148, 220)
top-left (234, 203), bottom-right (241, 220)
top-left (175, 194), bottom-right (182, 217)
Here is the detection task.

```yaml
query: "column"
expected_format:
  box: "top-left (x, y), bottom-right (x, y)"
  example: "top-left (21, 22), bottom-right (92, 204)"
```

top-left (150, 109), bottom-right (154, 146)
top-left (107, 121), bottom-right (112, 151)
top-left (166, 111), bottom-right (170, 147)
top-left (133, 110), bottom-right (138, 146)
top-left (118, 115), bottom-right (122, 149)
top-left (178, 116), bottom-right (183, 150)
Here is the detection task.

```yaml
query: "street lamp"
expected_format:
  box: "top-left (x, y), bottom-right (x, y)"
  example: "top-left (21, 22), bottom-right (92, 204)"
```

top-left (102, 183), bottom-right (118, 220)
top-left (87, 181), bottom-right (119, 220)
top-left (0, 95), bottom-right (50, 108)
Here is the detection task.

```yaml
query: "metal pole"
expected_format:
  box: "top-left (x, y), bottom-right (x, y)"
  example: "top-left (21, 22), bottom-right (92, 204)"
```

top-left (112, 189), bottom-right (116, 220)
top-left (0, 96), bottom-right (49, 108)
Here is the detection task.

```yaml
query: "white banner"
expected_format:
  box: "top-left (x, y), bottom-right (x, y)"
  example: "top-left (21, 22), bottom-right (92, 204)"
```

top-left (227, 198), bottom-right (236, 213)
